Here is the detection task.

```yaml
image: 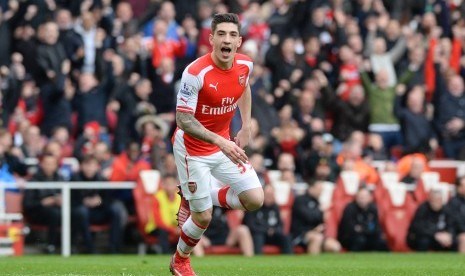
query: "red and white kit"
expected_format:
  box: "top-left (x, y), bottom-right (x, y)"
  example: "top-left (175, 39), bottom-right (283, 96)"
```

top-left (172, 53), bottom-right (261, 206)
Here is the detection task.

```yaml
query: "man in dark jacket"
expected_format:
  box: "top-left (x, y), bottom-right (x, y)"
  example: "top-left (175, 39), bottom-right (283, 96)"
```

top-left (22, 154), bottom-right (86, 253)
top-left (338, 187), bottom-right (387, 251)
top-left (407, 189), bottom-right (456, 251)
top-left (447, 176), bottom-right (465, 253)
top-left (319, 71), bottom-right (370, 143)
top-left (71, 154), bottom-right (125, 253)
top-left (40, 60), bottom-right (73, 137)
top-left (433, 69), bottom-right (465, 159)
top-left (291, 180), bottom-right (341, 254)
top-left (243, 185), bottom-right (292, 254)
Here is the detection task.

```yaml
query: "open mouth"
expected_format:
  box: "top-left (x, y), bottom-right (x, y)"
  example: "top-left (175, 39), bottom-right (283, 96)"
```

top-left (221, 47), bottom-right (232, 55)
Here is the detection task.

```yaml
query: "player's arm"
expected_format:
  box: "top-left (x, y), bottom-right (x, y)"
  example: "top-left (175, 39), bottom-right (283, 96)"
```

top-left (234, 84), bottom-right (252, 148)
top-left (176, 112), bottom-right (248, 164)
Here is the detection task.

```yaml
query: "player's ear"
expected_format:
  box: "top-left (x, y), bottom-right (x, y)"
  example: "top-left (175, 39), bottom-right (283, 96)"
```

top-left (237, 36), bottom-right (242, 48)
top-left (209, 33), bottom-right (214, 47)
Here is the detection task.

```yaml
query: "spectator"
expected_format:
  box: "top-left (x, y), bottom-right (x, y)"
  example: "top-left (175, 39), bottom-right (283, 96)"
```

top-left (291, 180), bottom-right (341, 255)
top-left (71, 154), bottom-right (125, 253)
top-left (193, 207), bottom-right (254, 257)
top-left (112, 78), bottom-right (155, 153)
top-left (433, 70), bottom-right (465, 159)
top-left (35, 22), bottom-right (67, 86)
top-left (447, 176), bottom-right (465, 253)
top-left (19, 125), bottom-right (44, 159)
top-left (407, 190), bottom-right (456, 251)
top-left (400, 156), bottom-right (427, 189)
top-left (146, 173), bottom-right (181, 254)
top-left (360, 62), bottom-right (417, 151)
top-left (22, 154), bottom-right (86, 254)
top-left (40, 61), bottom-right (74, 137)
top-left (319, 68), bottom-right (370, 143)
top-left (93, 141), bottom-right (114, 180)
top-left (110, 141), bottom-right (151, 215)
top-left (243, 185), bottom-right (293, 255)
top-left (338, 187), bottom-right (387, 251)
top-left (394, 84), bottom-right (438, 156)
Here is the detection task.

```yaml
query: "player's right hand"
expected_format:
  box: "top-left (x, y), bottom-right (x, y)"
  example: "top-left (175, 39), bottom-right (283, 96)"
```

top-left (218, 138), bottom-right (248, 165)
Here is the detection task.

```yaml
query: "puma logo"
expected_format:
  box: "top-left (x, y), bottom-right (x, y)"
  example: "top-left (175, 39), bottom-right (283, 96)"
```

top-left (209, 82), bottom-right (219, 91)
top-left (180, 97), bottom-right (188, 105)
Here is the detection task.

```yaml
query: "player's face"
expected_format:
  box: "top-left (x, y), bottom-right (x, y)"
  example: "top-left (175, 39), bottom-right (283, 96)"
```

top-left (210, 22), bottom-right (242, 69)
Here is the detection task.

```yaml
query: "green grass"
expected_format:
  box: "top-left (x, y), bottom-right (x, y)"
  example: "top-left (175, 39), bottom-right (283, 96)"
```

top-left (0, 253), bottom-right (464, 275)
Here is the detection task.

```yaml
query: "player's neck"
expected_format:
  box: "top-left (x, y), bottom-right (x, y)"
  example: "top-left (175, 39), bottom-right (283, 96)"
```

top-left (210, 52), bottom-right (233, 70)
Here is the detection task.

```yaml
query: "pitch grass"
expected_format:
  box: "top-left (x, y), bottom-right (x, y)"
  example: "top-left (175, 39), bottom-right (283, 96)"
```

top-left (0, 253), bottom-right (464, 276)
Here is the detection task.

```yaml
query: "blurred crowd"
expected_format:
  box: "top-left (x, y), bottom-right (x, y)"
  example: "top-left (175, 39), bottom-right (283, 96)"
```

top-left (1, 0), bottom-right (465, 254)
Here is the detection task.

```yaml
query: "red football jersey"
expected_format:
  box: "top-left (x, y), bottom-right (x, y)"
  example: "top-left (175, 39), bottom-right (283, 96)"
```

top-left (174, 53), bottom-right (253, 156)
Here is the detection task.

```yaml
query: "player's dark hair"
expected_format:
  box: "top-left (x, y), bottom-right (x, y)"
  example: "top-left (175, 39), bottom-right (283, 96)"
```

top-left (211, 13), bottom-right (241, 33)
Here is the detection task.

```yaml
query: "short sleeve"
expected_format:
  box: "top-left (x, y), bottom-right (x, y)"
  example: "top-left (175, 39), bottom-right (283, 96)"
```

top-left (176, 69), bottom-right (201, 114)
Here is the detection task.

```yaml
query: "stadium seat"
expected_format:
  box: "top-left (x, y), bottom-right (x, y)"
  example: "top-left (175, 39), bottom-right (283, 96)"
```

top-left (382, 184), bottom-right (417, 252)
top-left (319, 181), bottom-right (335, 211)
top-left (132, 170), bottom-right (177, 254)
top-left (428, 161), bottom-right (458, 184)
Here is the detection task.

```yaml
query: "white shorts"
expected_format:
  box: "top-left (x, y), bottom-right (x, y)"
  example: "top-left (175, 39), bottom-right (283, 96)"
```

top-left (173, 131), bottom-right (261, 204)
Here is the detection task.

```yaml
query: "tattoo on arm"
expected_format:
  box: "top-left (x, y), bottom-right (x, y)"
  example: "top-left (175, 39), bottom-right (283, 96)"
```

top-left (176, 112), bottom-right (218, 145)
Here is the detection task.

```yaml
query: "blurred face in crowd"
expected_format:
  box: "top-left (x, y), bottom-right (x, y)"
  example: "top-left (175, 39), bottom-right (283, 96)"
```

top-left (348, 85), bottom-right (365, 106)
top-left (41, 155), bottom-right (58, 177)
top-left (409, 47), bottom-right (425, 65)
top-left (135, 79), bottom-right (152, 100)
top-left (52, 127), bottom-right (69, 145)
top-left (304, 36), bottom-right (320, 56)
top-left (56, 9), bottom-right (72, 30)
top-left (111, 54), bottom-right (125, 76)
top-left (81, 12), bottom-right (95, 31)
top-left (94, 142), bottom-right (111, 162)
top-left (373, 37), bottom-right (387, 55)
top-left (409, 157), bottom-right (425, 180)
top-left (428, 191), bottom-right (444, 211)
top-left (159, 1), bottom-right (176, 22)
top-left (355, 188), bottom-right (372, 210)
top-left (308, 180), bottom-right (324, 199)
top-left (116, 2), bottom-right (133, 23)
top-left (338, 45), bottom-right (353, 63)
top-left (386, 20), bottom-right (400, 40)
top-left (278, 104), bottom-right (293, 124)
top-left (81, 158), bottom-right (100, 179)
top-left (162, 175), bottom-right (179, 197)
top-left (79, 73), bottom-right (98, 92)
top-left (25, 126), bottom-right (41, 145)
top-left (277, 152), bottom-right (295, 171)
top-left (198, 1), bottom-right (213, 21)
top-left (312, 8), bottom-right (326, 27)
top-left (447, 75), bottom-right (464, 97)
top-left (421, 12), bottom-right (437, 33)
top-left (348, 34), bottom-right (363, 54)
top-left (263, 185), bottom-right (276, 206)
top-left (311, 118), bottom-right (325, 133)
top-left (375, 69), bottom-right (389, 89)
top-left (281, 37), bottom-right (295, 59)
top-left (154, 19), bottom-right (168, 41)
top-left (127, 142), bottom-right (141, 161)
top-left (43, 22), bottom-right (59, 45)
top-left (299, 91), bottom-right (315, 114)
top-left (44, 141), bottom-right (63, 160)
top-left (0, 130), bottom-right (12, 150)
top-left (407, 86), bottom-right (425, 114)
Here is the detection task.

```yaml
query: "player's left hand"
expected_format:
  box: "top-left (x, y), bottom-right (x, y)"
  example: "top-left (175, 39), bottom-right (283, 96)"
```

top-left (234, 128), bottom-right (251, 149)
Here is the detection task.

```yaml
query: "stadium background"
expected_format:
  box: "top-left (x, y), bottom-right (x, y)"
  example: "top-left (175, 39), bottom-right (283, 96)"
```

top-left (0, 0), bottom-right (465, 262)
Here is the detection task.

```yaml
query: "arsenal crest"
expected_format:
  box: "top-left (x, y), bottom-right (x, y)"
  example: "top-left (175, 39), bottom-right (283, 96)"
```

top-left (188, 182), bottom-right (197, 193)
top-left (238, 74), bottom-right (246, 87)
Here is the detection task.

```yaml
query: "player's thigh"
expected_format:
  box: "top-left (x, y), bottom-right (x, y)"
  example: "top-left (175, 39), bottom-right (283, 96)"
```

top-left (211, 154), bottom-right (262, 195)
top-left (173, 149), bottom-right (212, 201)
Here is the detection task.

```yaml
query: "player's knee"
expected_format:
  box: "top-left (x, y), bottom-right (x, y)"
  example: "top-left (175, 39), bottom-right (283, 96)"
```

top-left (191, 208), bottom-right (213, 228)
top-left (240, 188), bottom-right (264, 211)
